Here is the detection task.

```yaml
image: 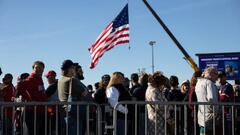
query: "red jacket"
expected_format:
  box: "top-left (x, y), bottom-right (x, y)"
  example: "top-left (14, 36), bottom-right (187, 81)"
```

top-left (2, 84), bottom-right (15, 117)
top-left (16, 73), bottom-right (47, 112)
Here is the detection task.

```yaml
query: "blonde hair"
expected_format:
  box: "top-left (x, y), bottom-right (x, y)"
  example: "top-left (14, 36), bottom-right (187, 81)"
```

top-left (107, 72), bottom-right (124, 89)
top-left (203, 67), bottom-right (218, 79)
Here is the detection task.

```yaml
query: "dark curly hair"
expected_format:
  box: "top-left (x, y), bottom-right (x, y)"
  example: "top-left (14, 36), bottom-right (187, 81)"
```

top-left (169, 75), bottom-right (179, 87)
top-left (148, 71), bottom-right (166, 87)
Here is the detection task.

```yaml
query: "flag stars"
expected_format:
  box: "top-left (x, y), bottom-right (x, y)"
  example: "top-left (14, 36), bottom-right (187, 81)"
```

top-left (89, 4), bottom-right (129, 69)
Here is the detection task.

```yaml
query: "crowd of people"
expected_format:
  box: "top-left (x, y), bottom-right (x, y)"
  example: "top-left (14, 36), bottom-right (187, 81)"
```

top-left (0, 60), bottom-right (240, 135)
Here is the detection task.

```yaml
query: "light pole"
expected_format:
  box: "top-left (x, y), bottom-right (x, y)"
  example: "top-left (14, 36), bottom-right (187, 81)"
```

top-left (149, 41), bottom-right (156, 74)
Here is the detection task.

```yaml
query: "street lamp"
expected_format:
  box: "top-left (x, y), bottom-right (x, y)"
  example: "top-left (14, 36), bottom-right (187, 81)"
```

top-left (149, 41), bottom-right (156, 74)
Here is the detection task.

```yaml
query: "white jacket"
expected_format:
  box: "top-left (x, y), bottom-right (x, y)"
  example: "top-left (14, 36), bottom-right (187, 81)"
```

top-left (195, 78), bottom-right (219, 127)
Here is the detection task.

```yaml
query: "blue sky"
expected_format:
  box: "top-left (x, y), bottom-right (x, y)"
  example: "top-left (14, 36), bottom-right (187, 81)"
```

top-left (0, 0), bottom-right (240, 87)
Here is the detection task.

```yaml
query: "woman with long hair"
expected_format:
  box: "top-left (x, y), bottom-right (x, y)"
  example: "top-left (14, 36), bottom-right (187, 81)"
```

top-left (106, 72), bottom-right (132, 135)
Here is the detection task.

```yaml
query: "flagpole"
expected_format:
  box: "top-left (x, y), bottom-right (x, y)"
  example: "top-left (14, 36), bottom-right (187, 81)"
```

top-left (127, 0), bottom-right (130, 50)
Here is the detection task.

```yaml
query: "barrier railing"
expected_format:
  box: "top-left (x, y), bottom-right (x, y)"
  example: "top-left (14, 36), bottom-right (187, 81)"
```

top-left (113, 101), bottom-right (240, 135)
top-left (0, 102), bottom-right (101, 135)
top-left (0, 101), bottom-right (240, 135)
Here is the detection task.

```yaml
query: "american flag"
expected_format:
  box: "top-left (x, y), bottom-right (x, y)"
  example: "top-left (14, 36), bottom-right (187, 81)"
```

top-left (89, 4), bottom-right (129, 69)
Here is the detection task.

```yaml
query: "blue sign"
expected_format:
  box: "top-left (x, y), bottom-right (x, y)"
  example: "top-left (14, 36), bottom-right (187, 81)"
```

top-left (197, 53), bottom-right (240, 80)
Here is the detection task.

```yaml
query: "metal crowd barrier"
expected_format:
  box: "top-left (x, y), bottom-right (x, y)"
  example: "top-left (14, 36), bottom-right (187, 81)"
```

top-left (0, 101), bottom-right (240, 135)
top-left (0, 101), bottom-right (101, 135)
top-left (113, 101), bottom-right (240, 135)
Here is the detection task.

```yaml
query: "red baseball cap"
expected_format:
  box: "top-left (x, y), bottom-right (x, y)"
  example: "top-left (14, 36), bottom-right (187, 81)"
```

top-left (45, 70), bottom-right (56, 78)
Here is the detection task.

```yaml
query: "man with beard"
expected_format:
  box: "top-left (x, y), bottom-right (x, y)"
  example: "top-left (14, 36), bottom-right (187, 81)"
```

top-left (72, 63), bottom-right (92, 100)
top-left (74, 63), bottom-right (95, 134)
top-left (74, 64), bottom-right (84, 80)
top-left (58, 60), bottom-right (92, 135)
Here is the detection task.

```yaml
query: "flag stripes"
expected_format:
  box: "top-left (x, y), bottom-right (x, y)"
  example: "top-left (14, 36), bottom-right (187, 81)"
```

top-left (89, 4), bottom-right (129, 69)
